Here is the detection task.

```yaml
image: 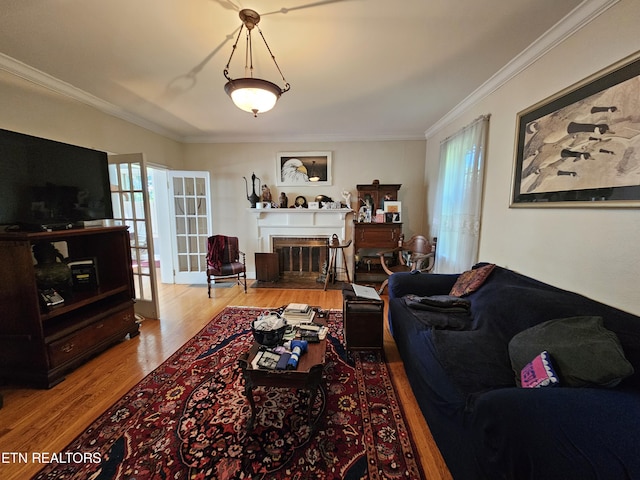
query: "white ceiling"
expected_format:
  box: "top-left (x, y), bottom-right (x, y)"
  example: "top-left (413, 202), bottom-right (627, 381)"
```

top-left (0, 0), bottom-right (592, 143)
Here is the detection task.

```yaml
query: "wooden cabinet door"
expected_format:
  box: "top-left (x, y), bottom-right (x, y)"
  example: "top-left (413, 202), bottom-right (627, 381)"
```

top-left (356, 224), bottom-right (402, 249)
top-left (356, 183), bottom-right (401, 212)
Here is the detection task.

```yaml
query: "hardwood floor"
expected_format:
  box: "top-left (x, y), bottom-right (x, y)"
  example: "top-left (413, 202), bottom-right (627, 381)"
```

top-left (0, 282), bottom-right (452, 480)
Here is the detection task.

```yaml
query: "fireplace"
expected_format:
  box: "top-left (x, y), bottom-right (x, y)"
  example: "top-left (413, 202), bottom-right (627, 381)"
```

top-left (250, 208), bottom-right (353, 281)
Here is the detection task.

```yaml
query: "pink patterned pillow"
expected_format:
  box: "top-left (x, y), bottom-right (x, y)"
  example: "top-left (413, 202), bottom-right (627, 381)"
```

top-left (521, 351), bottom-right (560, 388)
top-left (449, 264), bottom-right (496, 297)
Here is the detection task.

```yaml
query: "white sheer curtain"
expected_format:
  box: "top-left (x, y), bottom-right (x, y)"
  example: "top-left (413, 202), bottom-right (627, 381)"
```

top-left (433, 115), bottom-right (489, 273)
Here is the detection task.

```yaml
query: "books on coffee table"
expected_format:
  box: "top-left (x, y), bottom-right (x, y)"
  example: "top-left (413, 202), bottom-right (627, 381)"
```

top-left (285, 303), bottom-right (310, 314)
top-left (283, 303), bottom-right (315, 324)
top-left (295, 323), bottom-right (327, 342)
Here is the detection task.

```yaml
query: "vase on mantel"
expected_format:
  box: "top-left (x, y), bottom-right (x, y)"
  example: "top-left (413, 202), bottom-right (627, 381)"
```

top-left (243, 172), bottom-right (261, 208)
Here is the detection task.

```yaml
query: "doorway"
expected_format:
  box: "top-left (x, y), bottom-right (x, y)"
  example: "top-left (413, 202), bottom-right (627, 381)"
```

top-left (146, 167), bottom-right (212, 286)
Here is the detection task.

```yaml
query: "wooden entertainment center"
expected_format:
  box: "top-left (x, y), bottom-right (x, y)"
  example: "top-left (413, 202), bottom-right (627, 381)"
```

top-left (0, 226), bottom-right (138, 388)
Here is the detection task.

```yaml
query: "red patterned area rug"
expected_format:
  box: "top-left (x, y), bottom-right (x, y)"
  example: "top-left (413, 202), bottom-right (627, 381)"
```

top-left (34, 306), bottom-right (424, 480)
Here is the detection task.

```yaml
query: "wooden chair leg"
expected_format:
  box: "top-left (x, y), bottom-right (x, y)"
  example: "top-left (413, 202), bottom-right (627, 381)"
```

top-left (378, 278), bottom-right (389, 295)
top-left (239, 272), bottom-right (247, 293)
top-left (340, 248), bottom-right (351, 284)
top-left (324, 249), bottom-right (337, 291)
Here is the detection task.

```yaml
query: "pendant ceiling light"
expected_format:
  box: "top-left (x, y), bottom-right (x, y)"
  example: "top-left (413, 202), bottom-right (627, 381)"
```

top-left (308, 161), bottom-right (320, 182)
top-left (223, 9), bottom-right (290, 117)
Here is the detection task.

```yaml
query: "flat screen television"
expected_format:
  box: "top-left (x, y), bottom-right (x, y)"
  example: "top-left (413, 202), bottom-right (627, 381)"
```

top-left (0, 128), bottom-right (113, 230)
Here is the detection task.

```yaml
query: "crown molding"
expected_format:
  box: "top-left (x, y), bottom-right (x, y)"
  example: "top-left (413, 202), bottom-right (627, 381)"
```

top-left (182, 132), bottom-right (426, 144)
top-left (0, 52), bottom-right (182, 142)
top-left (424, 0), bottom-right (620, 139)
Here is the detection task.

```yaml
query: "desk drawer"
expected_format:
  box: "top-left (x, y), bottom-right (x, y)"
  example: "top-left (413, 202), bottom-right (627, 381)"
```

top-left (355, 224), bottom-right (401, 248)
top-left (48, 306), bottom-right (135, 367)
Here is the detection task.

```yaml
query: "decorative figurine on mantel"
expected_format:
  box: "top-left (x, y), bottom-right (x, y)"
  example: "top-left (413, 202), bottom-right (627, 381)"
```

top-left (279, 192), bottom-right (288, 208)
top-left (341, 190), bottom-right (352, 209)
top-left (261, 184), bottom-right (272, 204)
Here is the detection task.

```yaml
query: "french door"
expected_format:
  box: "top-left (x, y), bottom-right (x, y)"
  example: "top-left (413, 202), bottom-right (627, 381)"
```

top-left (168, 171), bottom-right (212, 284)
top-left (108, 153), bottom-right (159, 319)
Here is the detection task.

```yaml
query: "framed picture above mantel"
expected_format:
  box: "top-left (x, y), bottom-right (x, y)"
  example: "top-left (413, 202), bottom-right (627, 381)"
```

top-left (276, 151), bottom-right (332, 187)
top-left (511, 52), bottom-right (640, 208)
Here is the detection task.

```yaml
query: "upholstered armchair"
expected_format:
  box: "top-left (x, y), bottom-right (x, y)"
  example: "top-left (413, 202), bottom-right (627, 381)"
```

top-left (206, 235), bottom-right (247, 296)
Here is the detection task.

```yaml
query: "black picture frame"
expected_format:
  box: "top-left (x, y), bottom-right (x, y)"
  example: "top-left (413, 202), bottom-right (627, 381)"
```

top-left (511, 52), bottom-right (640, 207)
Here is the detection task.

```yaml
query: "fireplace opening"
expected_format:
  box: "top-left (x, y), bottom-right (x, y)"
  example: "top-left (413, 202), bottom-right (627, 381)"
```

top-left (273, 237), bottom-right (329, 275)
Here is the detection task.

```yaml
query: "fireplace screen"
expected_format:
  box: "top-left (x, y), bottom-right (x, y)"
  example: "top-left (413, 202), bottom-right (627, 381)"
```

top-left (272, 237), bottom-right (329, 274)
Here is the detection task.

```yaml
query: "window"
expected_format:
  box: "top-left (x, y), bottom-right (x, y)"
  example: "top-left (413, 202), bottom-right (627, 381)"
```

top-left (433, 115), bottom-right (490, 273)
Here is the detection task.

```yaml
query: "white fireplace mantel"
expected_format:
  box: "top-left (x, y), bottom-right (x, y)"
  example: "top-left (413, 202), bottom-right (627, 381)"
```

top-left (249, 208), bottom-right (353, 252)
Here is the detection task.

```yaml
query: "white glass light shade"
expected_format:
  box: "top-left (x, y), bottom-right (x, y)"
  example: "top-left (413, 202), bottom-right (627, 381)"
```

top-left (224, 78), bottom-right (282, 116)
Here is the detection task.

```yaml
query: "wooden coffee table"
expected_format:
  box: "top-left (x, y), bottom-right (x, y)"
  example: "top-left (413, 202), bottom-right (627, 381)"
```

top-left (238, 324), bottom-right (327, 430)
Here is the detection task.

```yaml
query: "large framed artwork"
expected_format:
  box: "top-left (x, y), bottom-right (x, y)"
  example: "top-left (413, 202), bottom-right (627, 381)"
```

top-left (276, 152), bottom-right (332, 187)
top-left (511, 52), bottom-right (640, 207)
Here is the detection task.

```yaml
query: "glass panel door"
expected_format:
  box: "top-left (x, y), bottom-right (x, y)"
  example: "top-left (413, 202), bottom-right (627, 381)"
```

top-left (168, 171), bottom-right (211, 284)
top-left (108, 153), bottom-right (159, 319)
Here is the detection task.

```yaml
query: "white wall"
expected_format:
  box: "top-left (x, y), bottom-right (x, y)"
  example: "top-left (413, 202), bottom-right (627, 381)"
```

top-left (425, 0), bottom-right (640, 315)
top-left (183, 140), bottom-right (427, 276)
top-left (0, 70), bottom-right (184, 166)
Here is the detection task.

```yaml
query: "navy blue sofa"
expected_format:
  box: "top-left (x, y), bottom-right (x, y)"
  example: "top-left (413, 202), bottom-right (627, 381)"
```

top-left (388, 265), bottom-right (640, 480)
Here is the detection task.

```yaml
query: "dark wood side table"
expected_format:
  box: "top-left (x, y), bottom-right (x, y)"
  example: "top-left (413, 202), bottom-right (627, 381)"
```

top-left (255, 252), bottom-right (280, 282)
top-left (238, 330), bottom-right (327, 429)
top-left (342, 288), bottom-right (384, 349)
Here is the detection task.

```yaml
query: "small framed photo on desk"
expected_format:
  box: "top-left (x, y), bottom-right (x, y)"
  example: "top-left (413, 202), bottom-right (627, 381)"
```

top-left (384, 201), bottom-right (402, 223)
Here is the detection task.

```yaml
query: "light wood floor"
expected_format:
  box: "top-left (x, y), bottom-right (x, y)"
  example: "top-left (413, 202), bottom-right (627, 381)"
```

top-left (0, 282), bottom-right (452, 480)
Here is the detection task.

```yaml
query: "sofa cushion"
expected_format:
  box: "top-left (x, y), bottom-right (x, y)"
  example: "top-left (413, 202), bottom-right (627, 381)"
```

top-left (449, 263), bottom-right (495, 297)
top-left (470, 387), bottom-right (640, 480)
top-left (404, 294), bottom-right (471, 312)
top-left (509, 316), bottom-right (634, 388)
top-left (403, 297), bottom-right (473, 330)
